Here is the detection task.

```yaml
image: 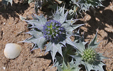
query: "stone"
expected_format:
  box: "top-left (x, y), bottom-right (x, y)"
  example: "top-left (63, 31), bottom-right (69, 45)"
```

top-left (4, 43), bottom-right (22, 59)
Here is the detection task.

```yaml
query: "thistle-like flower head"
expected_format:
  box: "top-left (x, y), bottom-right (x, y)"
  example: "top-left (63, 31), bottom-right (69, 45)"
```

top-left (82, 48), bottom-right (97, 64)
top-left (23, 7), bottom-right (83, 61)
top-left (43, 20), bottom-right (66, 43)
top-left (70, 33), bottom-right (107, 71)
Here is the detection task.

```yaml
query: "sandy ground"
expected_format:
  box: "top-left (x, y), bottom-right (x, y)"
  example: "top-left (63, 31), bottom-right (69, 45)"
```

top-left (0, 0), bottom-right (113, 71)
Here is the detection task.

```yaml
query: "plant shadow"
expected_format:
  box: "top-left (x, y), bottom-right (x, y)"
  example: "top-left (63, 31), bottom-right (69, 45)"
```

top-left (80, 0), bottom-right (113, 45)
top-left (0, 1), bottom-right (29, 19)
top-left (35, 52), bottom-right (53, 66)
top-left (37, 52), bottom-right (52, 60)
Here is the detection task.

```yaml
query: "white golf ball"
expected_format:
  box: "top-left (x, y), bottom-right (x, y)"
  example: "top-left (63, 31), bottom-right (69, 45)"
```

top-left (4, 43), bottom-right (22, 59)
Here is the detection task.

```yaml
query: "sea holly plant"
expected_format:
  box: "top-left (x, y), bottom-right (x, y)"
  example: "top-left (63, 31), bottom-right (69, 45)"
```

top-left (23, 7), bottom-right (83, 61)
top-left (53, 30), bottom-right (85, 71)
top-left (2, 0), bottom-right (33, 5)
top-left (55, 60), bottom-right (80, 71)
top-left (54, 44), bottom-right (76, 66)
top-left (70, 33), bottom-right (107, 71)
top-left (40, 0), bottom-right (104, 14)
top-left (71, 0), bottom-right (104, 12)
top-left (55, 30), bottom-right (85, 63)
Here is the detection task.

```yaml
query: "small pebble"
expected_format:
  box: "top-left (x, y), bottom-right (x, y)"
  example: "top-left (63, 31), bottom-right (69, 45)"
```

top-left (3, 67), bottom-right (5, 70)
top-left (3, 23), bottom-right (5, 25)
top-left (4, 43), bottom-right (22, 59)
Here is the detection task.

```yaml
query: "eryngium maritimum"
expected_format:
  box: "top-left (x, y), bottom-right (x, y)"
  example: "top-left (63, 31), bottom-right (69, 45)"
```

top-left (70, 33), bottom-right (107, 71)
top-left (55, 60), bottom-right (80, 71)
top-left (71, 0), bottom-right (104, 12)
top-left (23, 7), bottom-right (83, 61)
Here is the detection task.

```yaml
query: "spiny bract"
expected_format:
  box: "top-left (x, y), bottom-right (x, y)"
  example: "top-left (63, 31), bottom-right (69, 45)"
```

top-left (70, 33), bottom-right (107, 71)
top-left (55, 60), bottom-right (80, 71)
top-left (23, 7), bottom-right (83, 62)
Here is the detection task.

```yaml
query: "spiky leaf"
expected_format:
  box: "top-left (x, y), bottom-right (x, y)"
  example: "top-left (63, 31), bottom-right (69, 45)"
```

top-left (46, 42), bottom-right (63, 61)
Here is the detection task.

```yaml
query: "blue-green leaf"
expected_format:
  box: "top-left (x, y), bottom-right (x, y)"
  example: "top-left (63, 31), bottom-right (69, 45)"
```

top-left (26, 29), bottom-right (42, 38)
top-left (2, 0), bottom-right (12, 5)
top-left (23, 30), bottom-right (47, 50)
top-left (70, 55), bottom-right (82, 65)
top-left (88, 32), bottom-right (99, 49)
top-left (46, 42), bottom-right (63, 61)
top-left (65, 24), bottom-right (84, 35)
top-left (53, 7), bottom-right (68, 24)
